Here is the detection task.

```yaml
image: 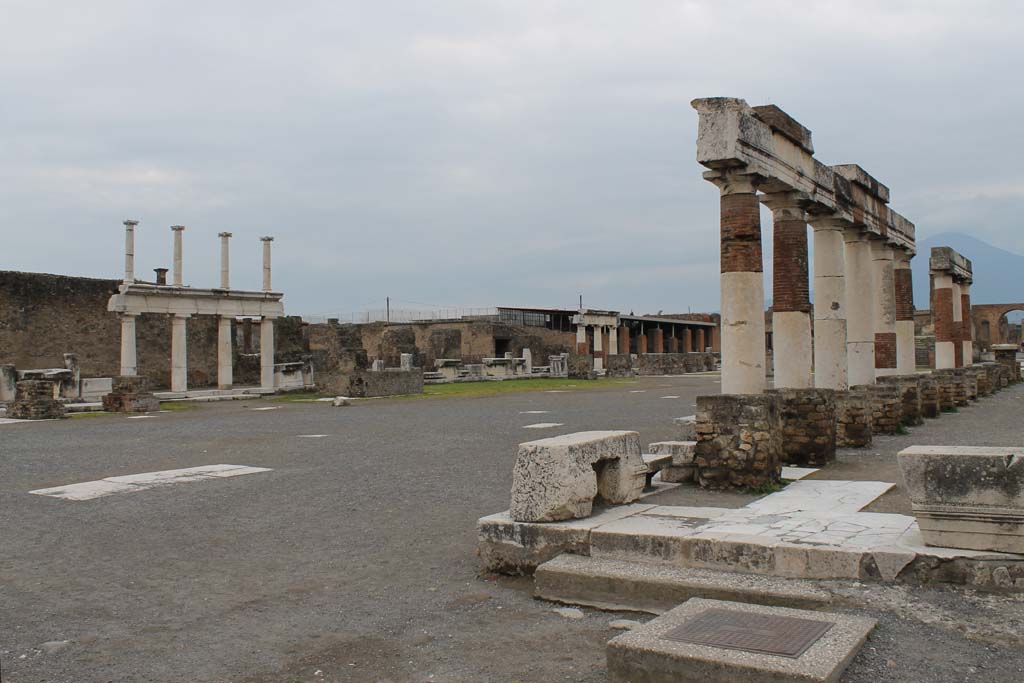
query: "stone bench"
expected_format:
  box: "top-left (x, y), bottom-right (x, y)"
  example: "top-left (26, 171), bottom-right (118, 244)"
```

top-left (898, 445), bottom-right (1024, 554)
top-left (649, 441), bottom-right (697, 483)
top-left (641, 452), bottom-right (673, 488)
top-left (510, 431), bottom-right (646, 522)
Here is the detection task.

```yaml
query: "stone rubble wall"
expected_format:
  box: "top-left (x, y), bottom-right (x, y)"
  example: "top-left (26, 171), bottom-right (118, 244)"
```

top-left (101, 375), bottom-right (160, 413)
top-left (347, 369), bottom-right (424, 398)
top-left (636, 352), bottom-right (718, 376)
top-left (769, 388), bottom-right (837, 467)
top-left (7, 380), bottom-right (65, 419)
top-left (836, 387), bottom-right (872, 447)
top-left (604, 354), bottom-right (634, 378)
top-left (694, 394), bottom-right (782, 489)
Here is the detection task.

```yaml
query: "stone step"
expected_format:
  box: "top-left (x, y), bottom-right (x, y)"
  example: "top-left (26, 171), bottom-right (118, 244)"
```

top-left (607, 598), bottom-right (875, 683)
top-left (534, 553), bottom-right (831, 614)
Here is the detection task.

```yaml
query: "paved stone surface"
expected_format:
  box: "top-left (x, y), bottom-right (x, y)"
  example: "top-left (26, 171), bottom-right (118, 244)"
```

top-left (3, 375), bottom-right (1024, 681)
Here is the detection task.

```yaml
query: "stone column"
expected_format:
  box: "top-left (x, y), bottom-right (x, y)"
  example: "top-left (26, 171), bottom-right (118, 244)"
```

top-left (894, 252), bottom-right (916, 374)
top-left (695, 328), bottom-right (706, 353)
top-left (651, 328), bottom-right (664, 354)
top-left (933, 272), bottom-right (956, 369)
top-left (668, 334), bottom-right (679, 353)
top-left (608, 326), bottom-right (618, 355)
top-left (119, 313), bottom-right (138, 376)
top-left (871, 240), bottom-right (898, 377)
top-left (844, 229), bottom-right (876, 385)
top-left (809, 217), bottom-right (848, 390)
top-left (217, 316), bottom-right (233, 389)
top-left (763, 192), bottom-right (812, 388)
top-left (960, 283), bottom-right (973, 366)
top-left (171, 225), bottom-right (185, 286)
top-left (712, 172), bottom-right (766, 394)
top-left (618, 325), bottom-right (630, 355)
top-left (219, 232), bottom-right (232, 289)
top-left (123, 220), bottom-right (138, 283)
top-left (593, 326), bottom-right (604, 371)
top-left (260, 317), bottom-right (275, 390)
top-left (576, 324), bottom-right (588, 354)
top-left (951, 280), bottom-right (964, 368)
top-left (683, 328), bottom-right (692, 353)
top-left (171, 314), bottom-right (189, 392)
top-left (261, 236), bottom-right (274, 291)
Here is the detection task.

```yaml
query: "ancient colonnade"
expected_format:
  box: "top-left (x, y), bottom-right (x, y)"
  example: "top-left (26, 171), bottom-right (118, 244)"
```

top-left (109, 221), bottom-right (285, 392)
top-left (929, 246), bottom-right (974, 370)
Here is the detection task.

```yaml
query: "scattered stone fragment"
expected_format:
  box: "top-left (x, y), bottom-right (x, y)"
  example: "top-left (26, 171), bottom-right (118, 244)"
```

top-left (552, 607), bottom-right (585, 620)
top-left (332, 396), bottom-right (352, 407)
top-left (39, 640), bottom-right (72, 654)
top-left (608, 619), bottom-right (642, 631)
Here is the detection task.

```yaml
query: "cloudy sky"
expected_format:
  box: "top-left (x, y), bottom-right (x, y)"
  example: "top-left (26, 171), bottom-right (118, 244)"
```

top-left (2, 1), bottom-right (1021, 318)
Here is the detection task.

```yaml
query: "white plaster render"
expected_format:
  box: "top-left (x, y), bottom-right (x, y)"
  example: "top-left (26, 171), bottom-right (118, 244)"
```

top-left (261, 236), bottom-right (274, 292)
top-left (720, 270), bottom-right (766, 394)
top-left (218, 231), bottom-right (232, 289)
top-left (260, 317), bottom-right (275, 390)
top-left (119, 314), bottom-right (138, 376)
top-left (171, 314), bottom-right (189, 393)
top-left (218, 316), bottom-right (233, 389)
top-left (123, 220), bottom-right (137, 283)
top-left (845, 231), bottom-right (876, 385)
top-left (871, 240), bottom-right (898, 377)
top-left (895, 255), bottom-right (916, 374)
top-left (961, 282), bottom-right (974, 366)
top-left (773, 311), bottom-right (813, 388)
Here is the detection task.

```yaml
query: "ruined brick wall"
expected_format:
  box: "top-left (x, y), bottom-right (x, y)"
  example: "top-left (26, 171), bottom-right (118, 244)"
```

top-left (636, 353), bottom-right (717, 375)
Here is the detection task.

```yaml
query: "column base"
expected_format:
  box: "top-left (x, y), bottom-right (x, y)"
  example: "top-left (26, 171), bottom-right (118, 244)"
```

top-left (866, 383), bottom-right (902, 435)
top-left (693, 394), bottom-right (782, 489)
top-left (877, 375), bottom-right (923, 427)
top-left (836, 387), bottom-right (872, 448)
top-left (769, 388), bottom-right (837, 466)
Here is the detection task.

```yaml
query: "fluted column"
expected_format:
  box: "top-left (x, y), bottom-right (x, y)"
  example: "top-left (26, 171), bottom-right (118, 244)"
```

top-left (218, 316), bottom-right (233, 389)
top-left (219, 232), bottom-right (232, 289)
top-left (260, 317), bottom-right (275, 390)
top-left (171, 225), bottom-right (185, 286)
top-left (171, 314), bottom-right (189, 392)
top-left (711, 171), bottom-right (766, 394)
top-left (809, 217), bottom-right (848, 390)
top-left (119, 314), bottom-right (138, 376)
top-left (844, 229), bottom-right (875, 385)
top-left (894, 252), bottom-right (916, 374)
top-left (123, 220), bottom-right (138, 283)
top-left (871, 240), bottom-right (898, 377)
top-left (763, 191), bottom-right (812, 388)
top-left (608, 326), bottom-right (618, 355)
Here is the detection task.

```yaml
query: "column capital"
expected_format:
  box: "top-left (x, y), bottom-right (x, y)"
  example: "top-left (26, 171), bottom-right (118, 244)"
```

top-left (869, 238), bottom-right (894, 260)
top-left (171, 225), bottom-right (185, 232)
top-left (124, 219), bottom-right (139, 227)
top-left (703, 169), bottom-right (763, 195)
top-left (218, 231), bottom-right (233, 238)
top-left (119, 311), bottom-right (138, 319)
top-left (759, 189), bottom-right (811, 213)
top-left (260, 235), bottom-right (274, 242)
top-left (843, 227), bottom-right (868, 243)
top-left (172, 313), bottom-right (191, 320)
top-left (807, 215), bottom-right (850, 232)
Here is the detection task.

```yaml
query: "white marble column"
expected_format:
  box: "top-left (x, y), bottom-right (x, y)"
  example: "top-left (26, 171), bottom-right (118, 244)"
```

top-left (261, 236), bottom-right (273, 292)
top-left (593, 325), bottom-right (604, 372)
top-left (871, 240), bottom-right (898, 377)
top-left (809, 217), bottom-right (848, 390)
top-left (894, 252), bottom-right (916, 374)
top-left (218, 316), bottom-right (233, 389)
top-left (123, 220), bottom-right (138, 283)
top-left (712, 171), bottom-right (766, 394)
top-left (844, 229), bottom-right (875, 385)
top-left (260, 317), bottom-right (275, 390)
top-left (608, 326), bottom-right (618, 355)
top-left (171, 314), bottom-right (189, 392)
top-left (960, 282), bottom-right (973, 366)
top-left (219, 232), bottom-right (232, 289)
top-left (119, 313), bottom-right (138, 376)
top-left (576, 324), bottom-right (587, 354)
top-left (171, 225), bottom-right (185, 286)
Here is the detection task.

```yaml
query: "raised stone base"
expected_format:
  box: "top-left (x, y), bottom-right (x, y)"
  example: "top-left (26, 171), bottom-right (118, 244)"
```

top-left (102, 375), bottom-right (160, 413)
top-left (919, 375), bottom-right (940, 418)
top-left (878, 374), bottom-right (923, 426)
top-left (649, 441), bottom-right (697, 483)
top-left (933, 369), bottom-right (958, 411)
top-left (836, 387), bottom-right (871, 448)
top-left (606, 599), bottom-right (876, 683)
top-left (899, 445), bottom-right (1024, 554)
top-left (8, 380), bottom-right (65, 420)
top-left (605, 354), bottom-right (634, 378)
top-left (992, 345), bottom-right (1021, 383)
top-left (973, 364), bottom-right (994, 396)
top-left (770, 388), bottom-right (836, 467)
top-left (865, 383), bottom-right (901, 435)
top-left (693, 394), bottom-right (782, 489)
top-left (567, 353), bottom-right (596, 380)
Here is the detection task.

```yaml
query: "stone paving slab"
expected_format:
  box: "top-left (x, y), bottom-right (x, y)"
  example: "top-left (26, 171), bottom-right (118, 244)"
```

top-left (607, 598), bottom-right (876, 683)
top-left (30, 464), bottom-right (273, 501)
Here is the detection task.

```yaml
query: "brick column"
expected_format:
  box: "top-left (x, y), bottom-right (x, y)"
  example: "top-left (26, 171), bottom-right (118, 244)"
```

top-left (695, 328), bottom-right (706, 353)
top-left (763, 191), bottom-right (812, 388)
top-left (618, 325), bottom-right (630, 355)
top-left (683, 328), bottom-right (692, 353)
top-left (651, 328), bottom-right (664, 354)
top-left (636, 331), bottom-right (648, 354)
top-left (951, 281), bottom-right (964, 367)
top-left (844, 229), bottom-right (876, 385)
top-left (871, 240), bottom-right (898, 377)
top-left (668, 334), bottom-right (679, 353)
top-left (712, 172), bottom-right (766, 393)
top-left (960, 283), bottom-right (973, 366)
top-left (932, 272), bottom-right (956, 369)
top-left (894, 251), bottom-right (916, 374)
top-left (809, 217), bottom-right (848, 390)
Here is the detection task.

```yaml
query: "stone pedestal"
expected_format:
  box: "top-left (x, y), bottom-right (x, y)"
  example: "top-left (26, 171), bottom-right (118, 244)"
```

top-left (919, 375), bottom-right (940, 419)
top-left (836, 387), bottom-right (872, 448)
top-left (8, 380), bottom-right (65, 420)
top-left (932, 370), bottom-right (956, 412)
top-left (770, 388), bottom-right (837, 466)
top-left (866, 383), bottom-right (901, 435)
top-left (877, 375), bottom-right (923, 427)
top-left (102, 375), bottom-right (160, 413)
top-left (948, 369), bottom-right (969, 406)
top-left (693, 394), bottom-right (782, 489)
top-left (973, 363), bottom-right (994, 396)
top-left (992, 345), bottom-right (1021, 383)
top-left (568, 353), bottom-right (596, 380)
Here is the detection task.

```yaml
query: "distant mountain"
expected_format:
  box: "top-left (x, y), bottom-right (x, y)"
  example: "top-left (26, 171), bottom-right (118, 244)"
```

top-left (914, 233), bottom-right (1024, 307)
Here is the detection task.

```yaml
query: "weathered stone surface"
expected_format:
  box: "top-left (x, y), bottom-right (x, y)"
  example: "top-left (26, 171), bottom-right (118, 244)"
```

top-left (348, 368), bottom-right (423, 397)
top-left (607, 598), bottom-right (876, 683)
top-left (878, 374), bottom-right (923, 426)
top-left (866, 383), bottom-right (901, 435)
top-left (769, 388), bottom-right (837, 467)
top-left (648, 441), bottom-right (697, 466)
top-left (101, 375), bottom-right (160, 413)
top-left (898, 445), bottom-right (1024, 554)
top-left (674, 415), bottom-right (697, 441)
top-left (605, 354), bottom-right (634, 378)
top-left (992, 345), bottom-right (1021, 383)
top-left (694, 394), bottom-right (782, 489)
top-left (8, 380), bottom-right (65, 420)
top-left (836, 387), bottom-right (872, 447)
top-left (510, 431), bottom-right (646, 522)
top-left (567, 353), bottom-right (596, 380)
top-left (918, 375), bottom-right (940, 419)
top-left (637, 352), bottom-right (717, 376)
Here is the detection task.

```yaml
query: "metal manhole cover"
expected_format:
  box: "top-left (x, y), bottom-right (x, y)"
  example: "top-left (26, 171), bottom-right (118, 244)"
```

top-left (661, 608), bottom-right (833, 658)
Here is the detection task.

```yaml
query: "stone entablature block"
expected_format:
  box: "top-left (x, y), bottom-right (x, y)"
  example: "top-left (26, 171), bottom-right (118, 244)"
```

top-left (899, 445), bottom-right (1024, 554)
top-left (509, 431), bottom-right (646, 522)
top-left (929, 246), bottom-right (973, 283)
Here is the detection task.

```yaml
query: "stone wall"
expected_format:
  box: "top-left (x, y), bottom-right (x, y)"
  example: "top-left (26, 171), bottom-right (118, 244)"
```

top-left (8, 380), bottom-right (65, 419)
top-left (694, 394), bottom-right (782, 489)
top-left (636, 352), bottom-right (717, 376)
top-left (604, 354), bottom-right (634, 377)
top-left (347, 369), bottom-right (424, 398)
top-left (771, 388), bottom-right (836, 466)
top-left (568, 353), bottom-right (595, 380)
top-left (836, 387), bottom-right (872, 447)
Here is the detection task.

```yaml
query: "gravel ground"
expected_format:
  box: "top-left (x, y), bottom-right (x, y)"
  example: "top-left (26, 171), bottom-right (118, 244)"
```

top-left (1, 375), bottom-right (1022, 682)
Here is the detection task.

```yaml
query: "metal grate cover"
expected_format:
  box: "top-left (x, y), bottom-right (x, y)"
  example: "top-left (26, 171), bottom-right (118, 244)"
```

top-left (661, 608), bottom-right (833, 658)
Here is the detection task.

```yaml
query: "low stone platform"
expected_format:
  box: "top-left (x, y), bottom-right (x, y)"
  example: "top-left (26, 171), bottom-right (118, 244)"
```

top-left (606, 598), bottom-right (876, 683)
top-left (535, 554), bottom-right (831, 614)
top-left (478, 479), bottom-right (1024, 589)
